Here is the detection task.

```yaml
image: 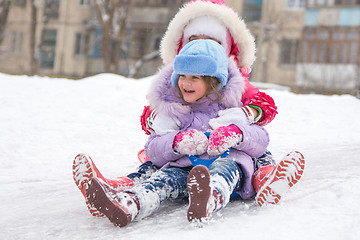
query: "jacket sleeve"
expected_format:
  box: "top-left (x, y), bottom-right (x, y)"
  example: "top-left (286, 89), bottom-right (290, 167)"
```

top-left (241, 79), bottom-right (278, 126)
top-left (144, 131), bottom-right (183, 168)
top-left (233, 122), bottom-right (270, 158)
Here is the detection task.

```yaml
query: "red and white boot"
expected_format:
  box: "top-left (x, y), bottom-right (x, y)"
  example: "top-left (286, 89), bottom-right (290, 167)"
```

top-left (86, 178), bottom-right (140, 227)
top-left (72, 153), bottom-right (134, 216)
top-left (254, 151), bottom-right (305, 206)
top-left (187, 165), bottom-right (225, 223)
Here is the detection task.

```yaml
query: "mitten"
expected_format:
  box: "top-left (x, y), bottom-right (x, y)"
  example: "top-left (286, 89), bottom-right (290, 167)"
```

top-left (243, 91), bottom-right (278, 126)
top-left (207, 125), bottom-right (242, 156)
top-left (173, 129), bottom-right (209, 156)
top-left (140, 105), bottom-right (154, 135)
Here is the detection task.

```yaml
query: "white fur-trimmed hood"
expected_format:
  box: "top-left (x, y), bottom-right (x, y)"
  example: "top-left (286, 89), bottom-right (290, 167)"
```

top-left (160, 1), bottom-right (256, 69)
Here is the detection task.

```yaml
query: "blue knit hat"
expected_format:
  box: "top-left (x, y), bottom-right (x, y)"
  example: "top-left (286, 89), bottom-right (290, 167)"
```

top-left (171, 39), bottom-right (228, 89)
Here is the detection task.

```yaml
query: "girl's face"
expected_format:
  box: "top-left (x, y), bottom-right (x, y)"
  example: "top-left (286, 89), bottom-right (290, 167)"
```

top-left (178, 74), bottom-right (209, 103)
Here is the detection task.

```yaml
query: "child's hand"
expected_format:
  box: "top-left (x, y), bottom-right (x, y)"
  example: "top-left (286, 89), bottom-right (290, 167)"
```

top-left (173, 129), bottom-right (209, 156)
top-left (207, 125), bottom-right (242, 156)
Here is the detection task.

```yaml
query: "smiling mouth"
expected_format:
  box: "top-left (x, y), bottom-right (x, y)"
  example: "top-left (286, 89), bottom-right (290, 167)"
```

top-left (184, 89), bottom-right (195, 93)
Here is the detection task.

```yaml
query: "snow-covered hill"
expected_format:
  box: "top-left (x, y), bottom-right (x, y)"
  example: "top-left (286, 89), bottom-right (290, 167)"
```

top-left (1, 73), bottom-right (359, 240)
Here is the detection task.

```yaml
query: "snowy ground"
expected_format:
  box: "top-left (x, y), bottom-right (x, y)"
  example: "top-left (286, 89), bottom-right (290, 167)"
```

top-left (1, 72), bottom-right (359, 240)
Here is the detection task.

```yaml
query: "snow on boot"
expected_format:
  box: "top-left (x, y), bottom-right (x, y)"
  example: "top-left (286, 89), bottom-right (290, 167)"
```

top-left (86, 178), bottom-right (140, 227)
top-left (255, 151), bottom-right (305, 206)
top-left (72, 153), bottom-right (134, 217)
top-left (187, 165), bottom-right (224, 223)
top-left (72, 154), bottom-right (105, 217)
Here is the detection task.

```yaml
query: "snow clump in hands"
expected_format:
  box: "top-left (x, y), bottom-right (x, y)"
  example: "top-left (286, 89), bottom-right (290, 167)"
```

top-left (207, 125), bottom-right (243, 156)
top-left (173, 129), bottom-right (209, 156)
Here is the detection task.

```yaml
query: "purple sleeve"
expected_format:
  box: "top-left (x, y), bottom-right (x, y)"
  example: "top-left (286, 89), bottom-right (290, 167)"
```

top-left (144, 131), bottom-right (183, 168)
top-left (233, 123), bottom-right (269, 158)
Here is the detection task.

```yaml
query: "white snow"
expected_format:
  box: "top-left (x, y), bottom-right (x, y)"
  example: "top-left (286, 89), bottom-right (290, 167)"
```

top-left (0, 72), bottom-right (359, 240)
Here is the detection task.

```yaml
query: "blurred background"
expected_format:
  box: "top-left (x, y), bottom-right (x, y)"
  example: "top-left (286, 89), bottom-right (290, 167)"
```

top-left (0, 0), bottom-right (359, 96)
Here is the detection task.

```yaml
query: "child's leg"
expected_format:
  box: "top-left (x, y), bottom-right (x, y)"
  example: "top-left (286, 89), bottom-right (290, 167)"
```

top-left (72, 153), bottom-right (157, 217)
top-left (128, 167), bottom-right (189, 219)
top-left (86, 167), bottom-right (189, 227)
top-left (187, 158), bottom-right (243, 222)
top-left (255, 150), bottom-right (276, 171)
top-left (127, 160), bottom-right (158, 183)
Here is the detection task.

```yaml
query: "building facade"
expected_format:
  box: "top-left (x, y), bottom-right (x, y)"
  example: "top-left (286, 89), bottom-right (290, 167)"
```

top-left (0, 0), bottom-right (185, 78)
top-left (247, 0), bottom-right (359, 95)
top-left (0, 0), bottom-right (359, 94)
top-left (246, 0), bottom-right (306, 88)
top-left (0, 0), bottom-right (93, 78)
top-left (296, 0), bottom-right (360, 94)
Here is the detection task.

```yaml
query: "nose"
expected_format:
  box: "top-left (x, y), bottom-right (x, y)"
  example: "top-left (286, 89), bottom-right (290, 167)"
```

top-left (182, 77), bottom-right (192, 87)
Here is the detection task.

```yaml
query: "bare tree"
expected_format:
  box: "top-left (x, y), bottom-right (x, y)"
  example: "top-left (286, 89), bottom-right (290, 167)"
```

top-left (29, 0), bottom-right (38, 75)
top-left (92, 0), bottom-right (187, 77)
top-left (112, 0), bottom-right (131, 73)
top-left (93, 0), bottom-right (131, 73)
top-left (128, 50), bottom-right (159, 78)
top-left (0, 0), bottom-right (11, 45)
top-left (28, 0), bottom-right (57, 75)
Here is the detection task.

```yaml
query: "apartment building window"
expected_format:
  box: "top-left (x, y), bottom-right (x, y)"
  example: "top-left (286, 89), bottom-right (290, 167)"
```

top-left (307, 0), bottom-right (335, 6)
top-left (74, 32), bottom-right (89, 56)
top-left (44, 0), bottom-right (60, 19)
top-left (12, 0), bottom-right (27, 7)
top-left (242, 0), bottom-right (263, 22)
top-left (137, 0), bottom-right (169, 6)
top-left (300, 27), bottom-right (360, 64)
top-left (148, 0), bottom-right (168, 6)
top-left (9, 31), bottom-right (24, 53)
top-left (40, 29), bottom-right (57, 68)
top-left (307, 0), bottom-right (360, 6)
top-left (287, 0), bottom-right (305, 9)
top-left (335, 0), bottom-right (360, 5)
top-left (280, 39), bottom-right (299, 66)
top-left (90, 28), bottom-right (103, 58)
top-left (79, 0), bottom-right (90, 5)
top-left (132, 29), bottom-right (147, 59)
top-left (119, 27), bottom-right (132, 59)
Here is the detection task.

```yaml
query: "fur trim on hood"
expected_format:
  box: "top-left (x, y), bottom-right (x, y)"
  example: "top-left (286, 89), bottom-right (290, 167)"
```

top-left (160, 1), bottom-right (256, 69)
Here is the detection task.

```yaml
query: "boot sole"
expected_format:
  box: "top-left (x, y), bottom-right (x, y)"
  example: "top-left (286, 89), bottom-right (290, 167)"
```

top-left (256, 151), bottom-right (305, 206)
top-left (86, 178), bottom-right (132, 227)
top-left (187, 165), bottom-right (211, 222)
top-left (72, 154), bottom-right (104, 217)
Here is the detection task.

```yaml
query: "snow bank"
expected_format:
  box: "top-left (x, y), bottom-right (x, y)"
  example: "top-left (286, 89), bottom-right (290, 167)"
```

top-left (0, 73), bottom-right (359, 240)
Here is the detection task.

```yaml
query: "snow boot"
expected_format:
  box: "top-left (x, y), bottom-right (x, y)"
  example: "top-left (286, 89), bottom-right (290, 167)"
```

top-left (72, 153), bottom-right (134, 216)
top-left (254, 151), bottom-right (305, 206)
top-left (86, 178), bottom-right (140, 227)
top-left (253, 165), bottom-right (276, 192)
top-left (187, 165), bottom-right (225, 223)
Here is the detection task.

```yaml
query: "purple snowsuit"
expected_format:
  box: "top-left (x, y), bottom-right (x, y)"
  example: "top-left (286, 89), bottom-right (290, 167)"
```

top-left (144, 61), bottom-right (269, 200)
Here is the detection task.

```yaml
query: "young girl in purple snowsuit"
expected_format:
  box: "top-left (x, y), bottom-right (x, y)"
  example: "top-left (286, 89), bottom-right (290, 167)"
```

top-left (85, 39), bottom-right (271, 226)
